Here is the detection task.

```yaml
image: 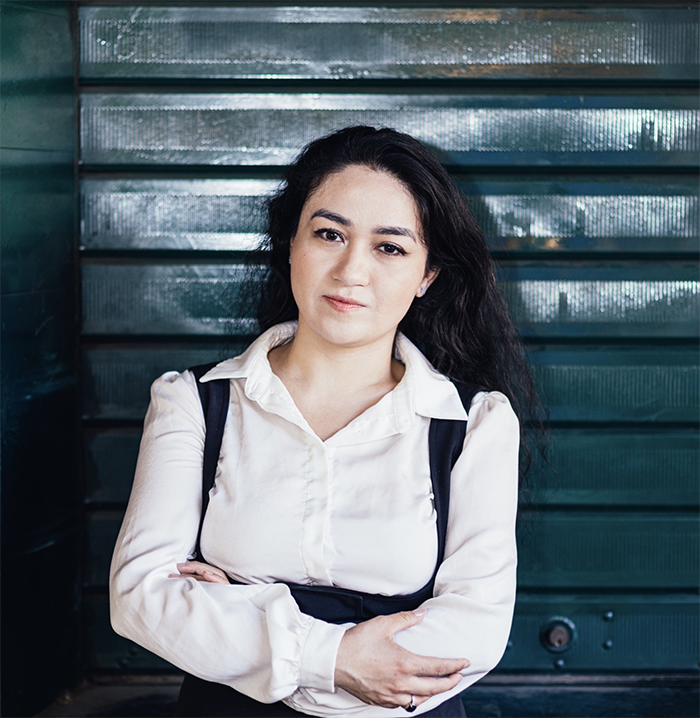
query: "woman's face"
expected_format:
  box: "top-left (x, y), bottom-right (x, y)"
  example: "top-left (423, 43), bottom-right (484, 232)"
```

top-left (289, 165), bottom-right (438, 351)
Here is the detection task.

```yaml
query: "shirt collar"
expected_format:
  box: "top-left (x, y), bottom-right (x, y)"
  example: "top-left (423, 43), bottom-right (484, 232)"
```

top-left (199, 321), bottom-right (468, 430)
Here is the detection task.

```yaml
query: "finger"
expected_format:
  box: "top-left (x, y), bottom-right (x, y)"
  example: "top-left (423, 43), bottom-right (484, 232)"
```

top-left (405, 672), bottom-right (464, 698)
top-left (383, 608), bottom-right (427, 636)
top-left (202, 570), bottom-right (229, 584)
top-left (168, 573), bottom-right (205, 581)
top-left (414, 656), bottom-right (470, 677)
top-left (175, 562), bottom-right (205, 574)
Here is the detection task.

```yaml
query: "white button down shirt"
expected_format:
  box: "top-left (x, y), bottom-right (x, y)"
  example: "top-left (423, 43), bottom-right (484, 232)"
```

top-left (110, 322), bottom-right (519, 716)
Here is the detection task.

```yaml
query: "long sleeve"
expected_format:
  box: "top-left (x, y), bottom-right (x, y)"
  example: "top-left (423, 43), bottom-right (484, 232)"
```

top-left (288, 391), bottom-right (519, 716)
top-left (109, 370), bottom-right (348, 703)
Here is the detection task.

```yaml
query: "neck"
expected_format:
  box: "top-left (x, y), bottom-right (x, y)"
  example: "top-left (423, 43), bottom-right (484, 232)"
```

top-left (270, 320), bottom-right (403, 395)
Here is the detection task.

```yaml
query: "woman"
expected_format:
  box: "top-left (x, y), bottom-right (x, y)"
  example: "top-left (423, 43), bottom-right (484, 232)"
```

top-left (110, 126), bottom-right (539, 717)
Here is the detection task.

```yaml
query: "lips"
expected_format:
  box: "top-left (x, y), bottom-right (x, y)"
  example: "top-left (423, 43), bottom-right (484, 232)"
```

top-left (323, 295), bottom-right (366, 312)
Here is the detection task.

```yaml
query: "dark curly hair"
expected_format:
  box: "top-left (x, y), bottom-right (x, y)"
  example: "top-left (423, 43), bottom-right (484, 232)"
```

top-left (251, 125), bottom-right (546, 480)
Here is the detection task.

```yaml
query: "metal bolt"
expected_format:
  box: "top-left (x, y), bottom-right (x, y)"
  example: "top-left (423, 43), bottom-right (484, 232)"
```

top-left (128, 646), bottom-right (139, 656)
top-left (553, 658), bottom-right (565, 669)
top-left (603, 611), bottom-right (614, 622)
top-left (506, 640), bottom-right (513, 650)
top-left (603, 640), bottom-right (613, 650)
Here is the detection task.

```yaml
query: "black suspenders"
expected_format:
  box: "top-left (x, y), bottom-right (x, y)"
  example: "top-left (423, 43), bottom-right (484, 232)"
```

top-left (188, 362), bottom-right (479, 624)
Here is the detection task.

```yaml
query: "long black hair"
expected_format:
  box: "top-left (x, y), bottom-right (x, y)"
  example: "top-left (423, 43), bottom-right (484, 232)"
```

top-left (252, 125), bottom-right (546, 479)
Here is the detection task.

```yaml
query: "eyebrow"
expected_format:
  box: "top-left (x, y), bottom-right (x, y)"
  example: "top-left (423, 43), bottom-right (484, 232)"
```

top-left (310, 209), bottom-right (418, 243)
top-left (310, 209), bottom-right (351, 226)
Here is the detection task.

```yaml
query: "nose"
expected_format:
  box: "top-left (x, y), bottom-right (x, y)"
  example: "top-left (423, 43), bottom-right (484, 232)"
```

top-left (331, 243), bottom-right (370, 286)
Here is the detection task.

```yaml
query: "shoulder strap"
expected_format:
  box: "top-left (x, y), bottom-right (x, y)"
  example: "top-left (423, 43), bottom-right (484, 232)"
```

top-left (189, 362), bottom-right (230, 561)
top-left (428, 382), bottom-right (482, 572)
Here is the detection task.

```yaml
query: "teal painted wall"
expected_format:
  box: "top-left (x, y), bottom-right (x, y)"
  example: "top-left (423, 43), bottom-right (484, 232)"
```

top-left (0, 2), bottom-right (79, 715)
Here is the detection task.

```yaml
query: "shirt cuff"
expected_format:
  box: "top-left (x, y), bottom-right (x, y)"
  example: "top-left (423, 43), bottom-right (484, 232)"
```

top-left (298, 618), bottom-right (350, 693)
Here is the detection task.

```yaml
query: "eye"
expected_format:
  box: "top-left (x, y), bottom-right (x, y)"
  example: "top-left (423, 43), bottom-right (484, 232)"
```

top-left (378, 242), bottom-right (407, 256)
top-left (314, 228), bottom-right (343, 243)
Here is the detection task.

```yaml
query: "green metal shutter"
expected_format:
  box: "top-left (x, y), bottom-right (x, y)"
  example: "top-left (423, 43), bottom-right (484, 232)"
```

top-left (78, 3), bottom-right (699, 693)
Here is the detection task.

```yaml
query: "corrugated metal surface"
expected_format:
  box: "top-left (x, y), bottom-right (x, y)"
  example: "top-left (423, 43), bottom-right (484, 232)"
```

top-left (77, 4), bottom-right (700, 685)
top-left (80, 93), bottom-right (699, 167)
top-left (79, 7), bottom-right (699, 82)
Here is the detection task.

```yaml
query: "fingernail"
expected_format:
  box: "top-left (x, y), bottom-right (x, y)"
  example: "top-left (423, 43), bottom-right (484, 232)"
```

top-left (413, 608), bottom-right (426, 617)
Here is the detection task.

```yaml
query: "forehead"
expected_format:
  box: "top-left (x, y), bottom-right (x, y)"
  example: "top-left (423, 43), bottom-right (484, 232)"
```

top-left (303, 166), bottom-right (420, 226)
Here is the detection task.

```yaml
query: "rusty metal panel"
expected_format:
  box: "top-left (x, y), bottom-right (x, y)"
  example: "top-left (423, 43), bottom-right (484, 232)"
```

top-left (80, 93), bottom-right (700, 167)
top-left (80, 177), bottom-right (699, 255)
top-left (79, 6), bottom-right (699, 82)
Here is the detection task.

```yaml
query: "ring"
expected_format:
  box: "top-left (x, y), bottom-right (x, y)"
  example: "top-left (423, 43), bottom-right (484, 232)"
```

top-left (405, 695), bottom-right (417, 713)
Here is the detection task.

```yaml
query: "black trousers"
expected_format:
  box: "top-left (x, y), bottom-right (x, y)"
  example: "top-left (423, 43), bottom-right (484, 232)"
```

top-left (176, 674), bottom-right (467, 717)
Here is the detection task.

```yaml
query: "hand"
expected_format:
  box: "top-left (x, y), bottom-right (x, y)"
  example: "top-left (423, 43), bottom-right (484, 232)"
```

top-left (334, 608), bottom-right (469, 710)
top-left (168, 560), bottom-right (229, 584)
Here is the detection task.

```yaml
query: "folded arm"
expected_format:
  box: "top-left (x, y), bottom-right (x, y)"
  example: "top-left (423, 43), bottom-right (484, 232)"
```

top-left (109, 370), bottom-right (348, 703)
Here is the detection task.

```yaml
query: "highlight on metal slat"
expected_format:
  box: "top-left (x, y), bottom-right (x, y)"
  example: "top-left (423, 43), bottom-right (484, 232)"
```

top-left (79, 6), bottom-right (699, 81)
top-left (80, 93), bottom-right (700, 167)
top-left (83, 593), bottom-right (700, 672)
top-left (81, 262), bottom-right (259, 336)
top-left (82, 344), bottom-right (247, 420)
top-left (84, 427), bottom-right (700, 508)
top-left (80, 178), bottom-right (700, 255)
top-left (529, 346), bottom-right (699, 423)
top-left (527, 429), bottom-right (699, 507)
top-left (501, 594), bottom-right (700, 671)
top-left (516, 512), bottom-right (699, 590)
top-left (81, 261), bottom-right (700, 338)
top-left (85, 511), bottom-right (699, 590)
top-left (81, 179), bottom-right (276, 252)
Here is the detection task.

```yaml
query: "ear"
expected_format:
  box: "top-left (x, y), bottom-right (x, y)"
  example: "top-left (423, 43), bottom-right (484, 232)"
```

top-left (416, 267), bottom-right (440, 297)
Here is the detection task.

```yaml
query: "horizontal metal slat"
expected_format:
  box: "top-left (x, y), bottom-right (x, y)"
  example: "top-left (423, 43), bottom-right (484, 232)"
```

top-left (528, 429), bottom-right (699, 507)
top-left (80, 178), bottom-right (700, 255)
top-left (81, 262), bottom-right (700, 338)
top-left (85, 512), bottom-right (699, 590)
top-left (82, 263), bottom-right (258, 336)
top-left (79, 7), bottom-right (699, 81)
top-left (82, 344), bottom-right (247, 420)
top-left (529, 346), bottom-right (698, 423)
top-left (501, 594), bottom-right (700, 671)
top-left (516, 512), bottom-right (699, 589)
top-left (80, 93), bottom-right (700, 167)
top-left (81, 179), bottom-right (275, 252)
top-left (83, 593), bottom-right (700, 672)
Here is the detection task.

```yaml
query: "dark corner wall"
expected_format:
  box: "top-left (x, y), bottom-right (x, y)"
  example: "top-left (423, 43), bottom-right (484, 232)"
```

top-left (0, 1), bottom-right (79, 716)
